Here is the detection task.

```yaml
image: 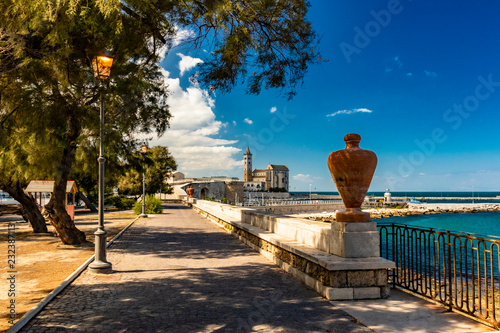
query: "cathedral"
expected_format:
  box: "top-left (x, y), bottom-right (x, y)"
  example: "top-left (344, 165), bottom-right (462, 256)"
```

top-left (243, 147), bottom-right (289, 192)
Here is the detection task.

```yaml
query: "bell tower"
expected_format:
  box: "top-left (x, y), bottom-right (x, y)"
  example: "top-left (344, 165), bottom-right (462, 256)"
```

top-left (244, 146), bottom-right (252, 182)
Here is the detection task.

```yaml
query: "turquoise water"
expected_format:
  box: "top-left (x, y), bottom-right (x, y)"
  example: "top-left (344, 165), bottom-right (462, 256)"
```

top-left (378, 212), bottom-right (500, 239)
top-left (292, 191), bottom-right (500, 197)
top-left (291, 191), bottom-right (500, 203)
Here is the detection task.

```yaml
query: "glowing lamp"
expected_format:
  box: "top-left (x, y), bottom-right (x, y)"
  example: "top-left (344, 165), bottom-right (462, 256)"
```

top-left (93, 51), bottom-right (114, 80)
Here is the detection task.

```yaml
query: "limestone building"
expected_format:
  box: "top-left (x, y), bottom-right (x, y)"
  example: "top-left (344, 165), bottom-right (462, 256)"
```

top-left (243, 147), bottom-right (289, 191)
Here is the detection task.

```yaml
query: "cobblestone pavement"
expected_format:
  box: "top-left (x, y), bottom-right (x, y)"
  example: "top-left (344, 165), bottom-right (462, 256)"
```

top-left (20, 204), bottom-right (373, 333)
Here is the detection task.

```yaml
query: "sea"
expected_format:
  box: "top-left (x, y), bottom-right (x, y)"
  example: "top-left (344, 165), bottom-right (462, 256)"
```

top-left (292, 191), bottom-right (500, 204)
top-left (377, 212), bottom-right (500, 239)
top-left (291, 191), bottom-right (500, 238)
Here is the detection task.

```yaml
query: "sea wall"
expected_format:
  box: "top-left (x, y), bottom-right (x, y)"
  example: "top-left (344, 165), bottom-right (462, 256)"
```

top-left (186, 198), bottom-right (394, 300)
top-left (263, 203), bottom-right (344, 215)
top-left (243, 192), bottom-right (290, 199)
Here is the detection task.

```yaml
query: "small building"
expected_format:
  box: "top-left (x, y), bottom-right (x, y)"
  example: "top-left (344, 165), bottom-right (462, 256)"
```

top-left (180, 180), bottom-right (244, 203)
top-left (25, 180), bottom-right (79, 220)
top-left (244, 181), bottom-right (265, 192)
top-left (167, 171), bottom-right (185, 183)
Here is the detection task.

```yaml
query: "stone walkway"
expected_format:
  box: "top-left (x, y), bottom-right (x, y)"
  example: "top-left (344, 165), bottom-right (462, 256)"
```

top-left (20, 204), bottom-right (372, 333)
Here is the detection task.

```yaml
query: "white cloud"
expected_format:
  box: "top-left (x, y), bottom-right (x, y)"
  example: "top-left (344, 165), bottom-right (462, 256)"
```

top-left (172, 27), bottom-right (196, 48)
top-left (177, 53), bottom-right (203, 76)
top-left (424, 70), bottom-right (437, 78)
top-left (327, 108), bottom-right (373, 117)
top-left (232, 120), bottom-right (237, 126)
top-left (270, 106), bottom-right (277, 113)
top-left (149, 67), bottom-right (241, 172)
top-left (384, 56), bottom-right (403, 73)
top-left (244, 118), bottom-right (253, 125)
top-left (155, 27), bottom-right (196, 61)
top-left (292, 174), bottom-right (320, 183)
top-left (406, 72), bottom-right (413, 77)
top-left (393, 56), bottom-right (403, 68)
top-left (168, 146), bottom-right (242, 170)
top-left (419, 173), bottom-right (426, 176)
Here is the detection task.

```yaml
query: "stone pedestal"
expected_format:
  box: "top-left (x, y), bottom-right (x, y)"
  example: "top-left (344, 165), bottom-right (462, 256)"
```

top-left (328, 133), bottom-right (380, 259)
top-left (331, 221), bottom-right (380, 258)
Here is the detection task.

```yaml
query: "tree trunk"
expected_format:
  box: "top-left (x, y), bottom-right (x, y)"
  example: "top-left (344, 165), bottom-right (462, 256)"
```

top-left (1, 182), bottom-right (48, 233)
top-left (43, 113), bottom-right (87, 245)
top-left (44, 174), bottom-right (87, 245)
top-left (76, 191), bottom-right (97, 212)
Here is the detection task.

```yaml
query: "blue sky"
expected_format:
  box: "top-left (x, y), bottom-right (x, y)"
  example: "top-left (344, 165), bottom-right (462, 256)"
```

top-left (153, 0), bottom-right (500, 192)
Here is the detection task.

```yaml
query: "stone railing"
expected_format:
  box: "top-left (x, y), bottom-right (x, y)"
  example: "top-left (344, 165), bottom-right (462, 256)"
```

top-left (185, 198), bottom-right (395, 300)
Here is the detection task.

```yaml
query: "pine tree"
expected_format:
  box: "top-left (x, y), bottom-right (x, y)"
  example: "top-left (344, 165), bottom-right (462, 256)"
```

top-left (0, 0), bottom-right (318, 244)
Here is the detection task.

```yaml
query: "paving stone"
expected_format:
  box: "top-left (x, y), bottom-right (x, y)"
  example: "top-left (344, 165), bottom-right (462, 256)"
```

top-left (19, 203), bottom-right (373, 333)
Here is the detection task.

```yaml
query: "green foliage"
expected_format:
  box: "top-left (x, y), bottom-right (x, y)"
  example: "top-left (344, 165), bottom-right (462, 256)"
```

top-left (221, 197), bottom-right (227, 204)
top-left (268, 187), bottom-right (287, 192)
top-left (209, 196), bottom-right (215, 201)
top-left (134, 194), bottom-right (163, 214)
top-left (116, 145), bottom-right (177, 196)
top-left (202, 196), bottom-right (209, 200)
top-left (0, 0), bottom-right (173, 196)
top-left (0, 0), bottom-right (318, 244)
top-left (105, 195), bottom-right (135, 210)
top-left (117, 170), bottom-right (142, 196)
top-left (192, 0), bottom-right (319, 99)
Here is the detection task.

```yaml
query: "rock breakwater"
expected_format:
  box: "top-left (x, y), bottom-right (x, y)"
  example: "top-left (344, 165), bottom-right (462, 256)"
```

top-left (296, 203), bottom-right (500, 222)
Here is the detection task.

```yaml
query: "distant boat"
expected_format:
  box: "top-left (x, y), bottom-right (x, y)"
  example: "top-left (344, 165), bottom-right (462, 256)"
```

top-left (408, 198), bottom-right (423, 204)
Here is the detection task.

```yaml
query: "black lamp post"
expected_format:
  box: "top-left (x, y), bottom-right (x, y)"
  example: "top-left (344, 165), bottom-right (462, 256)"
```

top-left (89, 51), bottom-right (114, 274)
top-left (140, 144), bottom-right (148, 218)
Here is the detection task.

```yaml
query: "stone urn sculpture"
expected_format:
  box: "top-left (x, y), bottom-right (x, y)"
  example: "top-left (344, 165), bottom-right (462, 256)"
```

top-left (328, 133), bottom-right (377, 222)
top-left (186, 186), bottom-right (194, 198)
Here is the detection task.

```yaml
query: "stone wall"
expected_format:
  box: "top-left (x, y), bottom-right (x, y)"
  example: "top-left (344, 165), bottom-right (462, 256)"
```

top-left (189, 198), bottom-right (244, 220)
top-left (263, 203), bottom-right (344, 215)
top-left (181, 182), bottom-right (225, 200)
top-left (224, 181), bottom-right (244, 204)
top-left (188, 199), bottom-right (394, 300)
top-left (241, 210), bottom-right (332, 253)
top-left (244, 192), bottom-right (290, 200)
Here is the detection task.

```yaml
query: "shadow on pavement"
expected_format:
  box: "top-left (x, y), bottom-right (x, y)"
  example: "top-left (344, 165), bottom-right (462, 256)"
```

top-left (24, 263), bottom-right (370, 333)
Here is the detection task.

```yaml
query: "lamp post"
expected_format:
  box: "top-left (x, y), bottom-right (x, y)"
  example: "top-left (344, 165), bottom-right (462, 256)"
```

top-left (89, 51), bottom-right (114, 274)
top-left (140, 144), bottom-right (148, 218)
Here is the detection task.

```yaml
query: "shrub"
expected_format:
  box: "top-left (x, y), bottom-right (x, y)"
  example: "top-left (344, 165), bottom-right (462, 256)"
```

top-left (117, 197), bottom-right (136, 210)
top-left (209, 196), bottom-right (215, 201)
top-left (104, 196), bottom-right (118, 207)
top-left (134, 194), bottom-right (163, 214)
top-left (105, 196), bottom-right (136, 210)
top-left (221, 198), bottom-right (227, 204)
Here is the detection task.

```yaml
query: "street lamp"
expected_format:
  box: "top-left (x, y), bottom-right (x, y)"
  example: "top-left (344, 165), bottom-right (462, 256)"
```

top-left (140, 144), bottom-right (148, 218)
top-left (89, 51), bottom-right (114, 274)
